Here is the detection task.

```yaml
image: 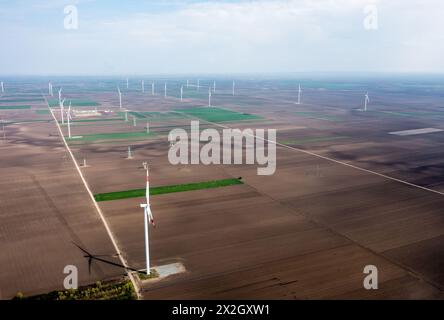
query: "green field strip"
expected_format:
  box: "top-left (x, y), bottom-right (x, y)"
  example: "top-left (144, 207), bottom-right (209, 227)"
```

top-left (0, 105), bottom-right (32, 110)
top-left (67, 122), bottom-right (128, 129)
top-left (128, 111), bottom-right (147, 119)
top-left (375, 110), bottom-right (444, 119)
top-left (123, 111), bottom-right (186, 121)
top-left (35, 109), bottom-right (51, 114)
top-left (67, 136), bottom-right (160, 145)
top-left (0, 98), bottom-right (43, 103)
top-left (66, 131), bottom-right (156, 142)
top-left (4, 119), bottom-right (51, 124)
top-left (1, 94), bottom-right (44, 98)
top-left (280, 136), bottom-right (349, 145)
top-left (294, 112), bottom-right (342, 122)
top-left (175, 107), bottom-right (262, 123)
top-left (60, 117), bottom-right (124, 124)
top-left (48, 99), bottom-right (100, 107)
top-left (94, 178), bottom-right (243, 202)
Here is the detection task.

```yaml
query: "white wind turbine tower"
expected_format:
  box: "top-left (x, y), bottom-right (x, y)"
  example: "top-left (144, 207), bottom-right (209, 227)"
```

top-left (232, 80), bottom-right (235, 96)
top-left (151, 82), bottom-right (155, 96)
top-left (197, 79), bottom-right (200, 91)
top-left (180, 85), bottom-right (183, 102)
top-left (164, 82), bottom-right (167, 98)
top-left (146, 122), bottom-right (150, 134)
top-left (126, 78), bottom-right (129, 89)
top-left (127, 146), bottom-right (133, 159)
top-left (142, 80), bottom-right (145, 93)
top-left (364, 92), bottom-right (370, 112)
top-left (213, 81), bottom-right (216, 93)
top-left (118, 87), bottom-right (122, 109)
top-left (67, 101), bottom-right (72, 139)
top-left (60, 98), bottom-right (66, 125)
top-left (208, 86), bottom-right (212, 107)
top-left (58, 88), bottom-right (63, 105)
top-left (140, 164), bottom-right (155, 275)
top-left (297, 84), bottom-right (302, 105)
top-left (1, 81), bottom-right (4, 94)
top-left (48, 82), bottom-right (53, 96)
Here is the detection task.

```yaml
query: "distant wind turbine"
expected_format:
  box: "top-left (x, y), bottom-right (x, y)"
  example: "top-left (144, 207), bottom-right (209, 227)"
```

top-left (67, 101), bottom-right (72, 139)
top-left (232, 80), bottom-right (235, 96)
top-left (208, 86), bottom-right (212, 107)
top-left (297, 84), bottom-right (302, 105)
top-left (364, 92), bottom-right (370, 112)
top-left (118, 87), bottom-right (122, 109)
top-left (58, 88), bottom-right (63, 104)
top-left (60, 98), bottom-right (66, 125)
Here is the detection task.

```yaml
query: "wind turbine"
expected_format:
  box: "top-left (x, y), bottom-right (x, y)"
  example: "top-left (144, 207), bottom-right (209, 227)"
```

top-left (48, 82), bottom-right (53, 96)
top-left (197, 79), bottom-right (200, 91)
top-left (118, 87), bottom-right (122, 109)
top-left (133, 116), bottom-right (137, 127)
top-left (60, 98), bottom-right (66, 125)
top-left (146, 122), bottom-right (150, 134)
top-left (213, 81), bottom-right (216, 93)
top-left (125, 110), bottom-right (128, 122)
top-left (58, 88), bottom-right (63, 105)
top-left (297, 84), bottom-right (302, 105)
top-left (142, 80), bottom-right (145, 93)
top-left (140, 164), bottom-right (155, 275)
top-left (232, 80), bottom-right (235, 96)
top-left (208, 86), bottom-right (212, 107)
top-left (152, 82), bottom-right (155, 96)
top-left (0, 81), bottom-right (4, 93)
top-left (164, 82), bottom-right (167, 98)
top-left (186, 80), bottom-right (189, 88)
top-left (67, 101), bottom-right (72, 139)
top-left (126, 78), bottom-right (129, 89)
top-left (180, 85), bottom-right (183, 102)
top-left (364, 92), bottom-right (370, 112)
top-left (127, 146), bottom-right (133, 159)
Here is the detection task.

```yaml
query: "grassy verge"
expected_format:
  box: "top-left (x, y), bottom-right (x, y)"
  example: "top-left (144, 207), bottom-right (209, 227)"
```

top-left (95, 178), bottom-right (243, 202)
top-left (13, 279), bottom-right (137, 300)
top-left (0, 105), bottom-right (32, 110)
top-left (137, 270), bottom-right (160, 281)
top-left (176, 107), bottom-right (261, 123)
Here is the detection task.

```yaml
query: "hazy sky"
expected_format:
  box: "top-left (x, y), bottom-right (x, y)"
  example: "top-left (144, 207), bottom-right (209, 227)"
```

top-left (0, 0), bottom-right (443, 75)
